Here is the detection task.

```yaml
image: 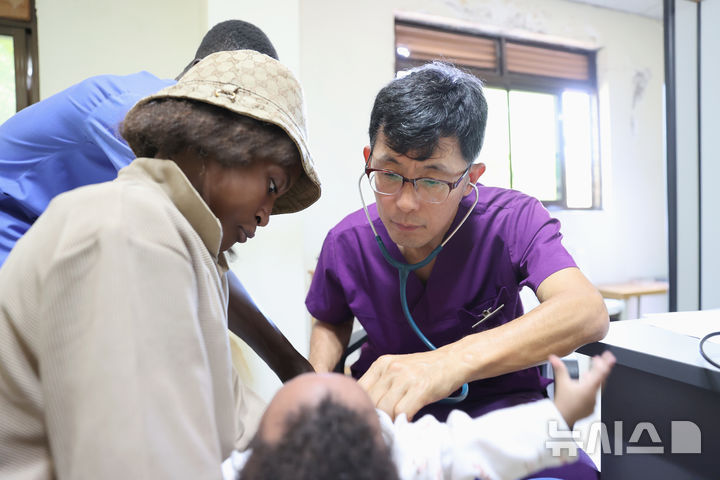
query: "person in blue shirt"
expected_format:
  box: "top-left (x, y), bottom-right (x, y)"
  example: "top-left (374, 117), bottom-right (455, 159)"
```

top-left (0, 19), bottom-right (312, 382)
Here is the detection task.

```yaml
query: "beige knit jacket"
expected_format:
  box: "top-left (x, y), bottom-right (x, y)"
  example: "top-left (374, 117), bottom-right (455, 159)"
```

top-left (0, 158), bottom-right (264, 479)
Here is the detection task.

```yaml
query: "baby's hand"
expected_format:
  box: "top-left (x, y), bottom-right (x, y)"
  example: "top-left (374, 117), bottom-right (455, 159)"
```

top-left (551, 351), bottom-right (616, 429)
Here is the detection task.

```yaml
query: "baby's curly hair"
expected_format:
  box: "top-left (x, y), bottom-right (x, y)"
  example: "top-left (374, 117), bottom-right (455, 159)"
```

top-left (121, 98), bottom-right (299, 170)
top-left (240, 396), bottom-right (399, 480)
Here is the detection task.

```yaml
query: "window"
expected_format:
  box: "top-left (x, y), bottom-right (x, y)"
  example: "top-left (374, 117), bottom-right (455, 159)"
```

top-left (0, 0), bottom-right (39, 124)
top-left (395, 21), bottom-right (600, 209)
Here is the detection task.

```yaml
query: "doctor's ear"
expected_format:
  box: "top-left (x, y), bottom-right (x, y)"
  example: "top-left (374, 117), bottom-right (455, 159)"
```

top-left (363, 145), bottom-right (371, 164)
top-left (464, 163), bottom-right (486, 195)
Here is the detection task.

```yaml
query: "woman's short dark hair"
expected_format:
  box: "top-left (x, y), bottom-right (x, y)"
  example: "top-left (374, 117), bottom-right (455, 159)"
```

top-left (121, 98), bottom-right (299, 170)
top-left (240, 396), bottom-right (399, 480)
top-left (369, 62), bottom-right (488, 165)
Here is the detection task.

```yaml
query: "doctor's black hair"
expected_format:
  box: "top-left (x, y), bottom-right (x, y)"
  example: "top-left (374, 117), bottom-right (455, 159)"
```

top-left (368, 62), bottom-right (488, 165)
top-left (240, 396), bottom-right (399, 480)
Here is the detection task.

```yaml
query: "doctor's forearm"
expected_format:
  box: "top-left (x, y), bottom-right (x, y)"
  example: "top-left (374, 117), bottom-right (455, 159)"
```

top-left (445, 277), bottom-right (608, 383)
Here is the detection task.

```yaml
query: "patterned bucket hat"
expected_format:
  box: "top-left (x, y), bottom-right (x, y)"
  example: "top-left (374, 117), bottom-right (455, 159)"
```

top-left (131, 49), bottom-right (321, 214)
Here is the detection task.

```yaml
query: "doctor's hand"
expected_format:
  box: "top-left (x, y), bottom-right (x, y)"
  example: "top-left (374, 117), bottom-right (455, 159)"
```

top-left (357, 349), bottom-right (465, 420)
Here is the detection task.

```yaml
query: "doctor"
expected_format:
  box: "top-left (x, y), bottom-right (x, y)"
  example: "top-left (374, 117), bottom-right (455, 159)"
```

top-left (306, 62), bottom-right (608, 479)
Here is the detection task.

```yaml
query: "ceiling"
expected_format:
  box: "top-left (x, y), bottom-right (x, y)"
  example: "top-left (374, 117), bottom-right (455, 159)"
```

top-left (564, 0), bottom-right (663, 20)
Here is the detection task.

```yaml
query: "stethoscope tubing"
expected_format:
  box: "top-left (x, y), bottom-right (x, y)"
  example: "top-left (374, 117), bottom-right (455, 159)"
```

top-left (358, 170), bottom-right (480, 404)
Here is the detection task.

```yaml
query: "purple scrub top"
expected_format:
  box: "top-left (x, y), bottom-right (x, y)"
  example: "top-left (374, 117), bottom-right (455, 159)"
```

top-left (306, 185), bottom-right (577, 421)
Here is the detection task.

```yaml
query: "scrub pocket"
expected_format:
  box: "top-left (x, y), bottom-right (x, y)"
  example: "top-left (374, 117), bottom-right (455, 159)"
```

top-left (458, 286), bottom-right (510, 333)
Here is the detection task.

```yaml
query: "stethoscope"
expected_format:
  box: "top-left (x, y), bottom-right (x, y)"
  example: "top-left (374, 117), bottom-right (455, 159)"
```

top-left (357, 167), bottom-right (480, 404)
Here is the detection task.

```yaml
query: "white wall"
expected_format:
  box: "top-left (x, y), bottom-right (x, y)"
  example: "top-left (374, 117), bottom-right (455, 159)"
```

top-left (35, 0), bottom-right (207, 98)
top-left (207, 0), bottom-right (300, 73)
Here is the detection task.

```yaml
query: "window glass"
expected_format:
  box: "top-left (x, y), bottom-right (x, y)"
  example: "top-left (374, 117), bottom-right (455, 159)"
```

top-left (508, 90), bottom-right (559, 202)
top-left (0, 34), bottom-right (16, 124)
top-left (478, 87), bottom-right (511, 188)
top-left (562, 90), bottom-right (594, 208)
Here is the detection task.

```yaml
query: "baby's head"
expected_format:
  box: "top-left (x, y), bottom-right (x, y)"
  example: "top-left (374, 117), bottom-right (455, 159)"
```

top-left (241, 373), bottom-right (399, 480)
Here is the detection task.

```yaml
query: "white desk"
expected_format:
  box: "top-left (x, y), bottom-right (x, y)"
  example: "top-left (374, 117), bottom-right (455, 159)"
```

top-left (578, 320), bottom-right (720, 479)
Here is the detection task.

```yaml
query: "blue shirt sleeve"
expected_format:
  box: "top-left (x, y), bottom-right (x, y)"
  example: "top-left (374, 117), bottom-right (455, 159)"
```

top-left (0, 71), bottom-right (175, 267)
top-left (79, 79), bottom-right (171, 172)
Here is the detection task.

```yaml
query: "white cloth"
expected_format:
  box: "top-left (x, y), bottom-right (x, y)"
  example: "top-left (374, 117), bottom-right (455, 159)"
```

top-left (224, 399), bottom-right (575, 480)
top-left (232, 369), bottom-right (266, 451)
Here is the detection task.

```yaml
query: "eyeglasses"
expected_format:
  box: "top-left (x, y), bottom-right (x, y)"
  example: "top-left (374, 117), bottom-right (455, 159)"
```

top-left (365, 164), bottom-right (471, 204)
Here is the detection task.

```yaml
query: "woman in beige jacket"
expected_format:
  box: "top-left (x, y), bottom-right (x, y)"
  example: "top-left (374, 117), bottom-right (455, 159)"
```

top-left (0, 49), bottom-right (320, 480)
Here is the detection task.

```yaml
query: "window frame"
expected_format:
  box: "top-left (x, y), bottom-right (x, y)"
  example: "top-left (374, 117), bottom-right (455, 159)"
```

top-left (395, 20), bottom-right (602, 210)
top-left (0, 0), bottom-right (39, 115)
